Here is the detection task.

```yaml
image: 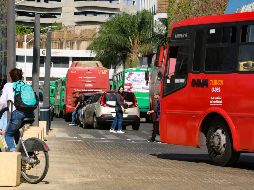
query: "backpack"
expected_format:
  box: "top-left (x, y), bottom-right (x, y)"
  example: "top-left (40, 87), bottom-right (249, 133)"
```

top-left (13, 81), bottom-right (38, 113)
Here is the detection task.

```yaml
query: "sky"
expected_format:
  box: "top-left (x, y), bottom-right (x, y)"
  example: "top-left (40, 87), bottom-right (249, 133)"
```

top-left (225, 0), bottom-right (254, 13)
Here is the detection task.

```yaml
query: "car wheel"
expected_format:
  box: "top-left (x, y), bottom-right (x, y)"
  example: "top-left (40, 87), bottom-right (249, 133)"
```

top-left (206, 118), bottom-right (240, 166)
top-left (132, 123), bottom-right (140, 130)
top-left (93, 115), bottom-right (100, 129)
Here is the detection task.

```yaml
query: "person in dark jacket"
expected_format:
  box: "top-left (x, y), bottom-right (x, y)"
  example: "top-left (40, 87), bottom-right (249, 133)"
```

top-left (110, 86), bottom-right (125, 134)
top-left (69, 92), bottom-right (82, 126)
top-left (147, 91), bottom-right (160, 142)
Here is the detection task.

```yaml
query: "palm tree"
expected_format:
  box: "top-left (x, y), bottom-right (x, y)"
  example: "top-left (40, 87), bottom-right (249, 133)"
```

top-left (89, 10), bottom-right (156, 68)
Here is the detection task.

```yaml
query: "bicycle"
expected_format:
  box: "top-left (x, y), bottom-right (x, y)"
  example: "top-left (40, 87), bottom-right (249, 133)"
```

top-left (0, 107), bottom-right (49, 184)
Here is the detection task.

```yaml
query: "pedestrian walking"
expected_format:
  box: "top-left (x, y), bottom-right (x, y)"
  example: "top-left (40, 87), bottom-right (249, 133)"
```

top-left (147, 91), bottom-right (160, 142)
top-left (69, 92), bottom-right (82, 126)
top-left (110, 86), bottom-right (125, 134)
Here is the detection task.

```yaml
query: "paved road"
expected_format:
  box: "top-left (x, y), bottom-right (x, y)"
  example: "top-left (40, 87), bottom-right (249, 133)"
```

top-left (7, 118), bottom-right (254, 190)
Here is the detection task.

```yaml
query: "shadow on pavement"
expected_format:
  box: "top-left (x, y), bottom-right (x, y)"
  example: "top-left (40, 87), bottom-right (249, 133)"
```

top-left (151, 153), bottom-right (254, 170)
top-left (151, 153), bottom-right (211, 164)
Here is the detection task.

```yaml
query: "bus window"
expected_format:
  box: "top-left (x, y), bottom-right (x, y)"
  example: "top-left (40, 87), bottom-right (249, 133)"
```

top-left (239, 25), bottom-right (254, 72)
top-left (205, 26), bottom-right (238, 72)
top-left (241, 25), bottom-right (254, 42)
top-left (193, 30), bottom-right (205, 72)
top-left (238, 45), bottom-right (254, 71)
top-left (207, 28), bottom-right (223, 44)
top-left (222, 26), bottom-right (237, 43)
top-left (163, 46), bottom-right (189, 95)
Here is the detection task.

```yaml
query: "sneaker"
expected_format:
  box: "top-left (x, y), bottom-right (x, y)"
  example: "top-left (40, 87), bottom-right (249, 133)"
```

top-left (69, 123), bottom-right (77, 126)
top-left (116, 130), bottom-right (125, 134)
top-left (147, 138), bottom-right (155, 142)
top-left (109, 129), bottom-right (116, 133)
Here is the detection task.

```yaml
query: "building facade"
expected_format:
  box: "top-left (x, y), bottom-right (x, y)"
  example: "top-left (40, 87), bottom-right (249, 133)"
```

top-left (15, 0), bottom-right (137, 81)
top-left (16, 0), bottom-right (137, 27)
top-left (0, 0), bottom-right (7, 88)
top-left (138, 0), bottom-right (168, 34)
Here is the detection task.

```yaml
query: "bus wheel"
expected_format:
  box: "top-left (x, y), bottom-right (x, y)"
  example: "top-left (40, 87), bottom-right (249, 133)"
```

top-left (206, 118), bottom-right (240, 166)
top-left (132, 123), bottom-right (140, 130)
top-left (93, 115), bottom-right (100, 129)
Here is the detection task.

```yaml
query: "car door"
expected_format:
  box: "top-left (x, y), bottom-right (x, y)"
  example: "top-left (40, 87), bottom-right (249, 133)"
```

top-left (85, 94), bottom-right (101, 125)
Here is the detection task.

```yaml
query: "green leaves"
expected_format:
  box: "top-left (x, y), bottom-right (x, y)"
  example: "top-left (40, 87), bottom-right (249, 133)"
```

top-left (16, 22), bottom-right (63, 35)
top-left (89, 10), bottom-right (159, 68)
top-left (168, 0), bottom-right (229, 29)
top-left (16, 25), bottom-right (33, 35)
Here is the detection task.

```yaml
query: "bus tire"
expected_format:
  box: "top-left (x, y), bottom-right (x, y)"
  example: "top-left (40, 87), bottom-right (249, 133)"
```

top-left (206, 118), bottom-right (240, 166)
top-left (132, 123), bottom-right (140, 130)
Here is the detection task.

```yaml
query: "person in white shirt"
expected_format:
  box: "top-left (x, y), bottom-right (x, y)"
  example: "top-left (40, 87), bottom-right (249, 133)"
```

top-left (0, 68), bottom-right (33, 151)
top-left (0, 89), bottom-right (8, 134)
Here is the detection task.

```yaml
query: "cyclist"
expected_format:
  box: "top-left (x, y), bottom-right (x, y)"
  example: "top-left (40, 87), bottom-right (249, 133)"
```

top-left (0, 68), bottom-right (34, 151)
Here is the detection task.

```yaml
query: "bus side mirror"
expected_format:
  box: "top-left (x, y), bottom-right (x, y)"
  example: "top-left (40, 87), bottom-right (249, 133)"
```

top-left (157, 71), bottom-right (162, 81)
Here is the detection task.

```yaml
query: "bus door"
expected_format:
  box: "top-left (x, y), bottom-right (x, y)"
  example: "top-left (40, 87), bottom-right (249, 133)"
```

top-left (233, 24), bottom-right (254, 150)
top-left (160, 44), bottom-right (192, 145)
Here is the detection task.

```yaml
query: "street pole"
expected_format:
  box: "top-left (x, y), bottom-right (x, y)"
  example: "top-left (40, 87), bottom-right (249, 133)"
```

top-left (24, 35), bottom-right (27, 82)
top-left (32, 13), bottom-right (40, 126)
top-left (7, 0), bottom-right (16, 81)
top-left (41, 31), bottom-right (52, 134)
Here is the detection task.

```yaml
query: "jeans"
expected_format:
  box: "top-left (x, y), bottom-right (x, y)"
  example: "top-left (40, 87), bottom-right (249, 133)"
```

top-left (151, 121), bottom-right (159, 141)
top-left (71, 109), bottom-right (78, 124)
top-left (5, 110), bottom-right (27, 151)
top-left (111, 111), bottom-right (123, 131)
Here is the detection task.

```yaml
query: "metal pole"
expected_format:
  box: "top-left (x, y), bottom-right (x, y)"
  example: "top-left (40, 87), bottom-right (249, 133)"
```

top-left (41, 31), bottom-right (51, 134)
top-left (24, 35), bottom-right (27, 82)
top-left (43, 31), bottom-right (51, 108)
top-left (32, 13), bottom-right (40, 126)
top-left (7, 0), bottom-right (16, 81)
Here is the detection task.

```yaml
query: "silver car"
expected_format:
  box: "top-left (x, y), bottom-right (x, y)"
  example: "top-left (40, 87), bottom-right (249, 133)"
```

top-left (80, 91), bottom-right (140, 130)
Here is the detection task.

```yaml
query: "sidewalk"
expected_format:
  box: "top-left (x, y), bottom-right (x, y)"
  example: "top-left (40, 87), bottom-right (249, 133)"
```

top-left (3, 119), bottom-right (254, 190)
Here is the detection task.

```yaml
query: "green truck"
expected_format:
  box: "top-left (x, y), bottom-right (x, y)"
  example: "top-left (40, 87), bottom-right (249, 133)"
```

top-left (50, 81), bottom-right (56, 106)
top-left (54, 77), bottom-right (66, 118)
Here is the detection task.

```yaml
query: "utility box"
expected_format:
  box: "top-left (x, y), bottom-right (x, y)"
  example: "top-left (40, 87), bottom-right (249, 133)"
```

top-left (0, 152), bottom-right (21, 187)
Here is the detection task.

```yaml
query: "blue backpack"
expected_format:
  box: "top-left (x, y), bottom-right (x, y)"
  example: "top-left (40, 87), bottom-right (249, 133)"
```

top-left (13, 81), bottom-right (38, 113)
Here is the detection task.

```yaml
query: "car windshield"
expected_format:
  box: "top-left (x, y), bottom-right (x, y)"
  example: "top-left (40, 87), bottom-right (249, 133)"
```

top-left (105, 92), bottom-right (135, 103)
top-left (123, 92), bottom-right (135, 103)
top-left (82, 94), bottom-right (94, 102)
top-left (105, 93), bottom-right (116, 101)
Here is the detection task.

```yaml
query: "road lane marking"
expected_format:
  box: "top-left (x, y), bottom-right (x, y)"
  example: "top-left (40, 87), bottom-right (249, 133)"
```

top-left (142, 130), bottom-right (150, 135)
top-left (103, 135), bottom-right (121, 140)
top-left (64, 140), bottom-right (82, 142)
top-left (97, 131), bottom-right (106, 135)
top-left (79, 134), bottom-right (96, 139)
top-left (55, 132), bottom-right (71, 138)
top-left (124, 135), bottom-right (145, 141)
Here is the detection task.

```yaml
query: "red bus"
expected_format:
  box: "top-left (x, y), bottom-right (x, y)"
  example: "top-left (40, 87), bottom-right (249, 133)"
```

top-left (160, 12), bottom-right (254, 166)
top-left (64, 61), bottom-right (110, 121)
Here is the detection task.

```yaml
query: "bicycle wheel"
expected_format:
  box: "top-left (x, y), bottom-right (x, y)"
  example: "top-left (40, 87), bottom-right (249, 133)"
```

top-left (21, 150), bottom-right (49, 184)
